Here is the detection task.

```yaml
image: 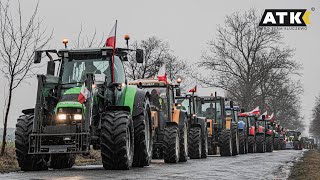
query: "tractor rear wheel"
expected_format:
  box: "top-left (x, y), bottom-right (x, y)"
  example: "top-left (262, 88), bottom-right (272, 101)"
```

top-left (15, 114), bottom-right (48, 171)
top-left (232, 126), bottom-right (239, 156)
top-left (247, 136), bottom-right (255, 153)
top-left (179, 123), bottom-right (188, 162)
top-left (100, 111), bottom-right (134, 170)
top-left (188, 127), bottom-right (202, 159)
top-left (133, 98), bottom-right (153, 167)
top-left (273, 137), bottom-right (280, 150)
top-left (219, 129), bottom-right (232, 156)
top-left (266, 136), bottom-right (273, 152)
top-left (239, 131), bottom-right (246, 154)
top-left (163, 125), bottom-right (180, 163)
top-left (256, 134), bottom-right (265, 153)
top-left (50, 154), bottom-right (75, 169)
top-left (201, 128), bottom-right (208, 159)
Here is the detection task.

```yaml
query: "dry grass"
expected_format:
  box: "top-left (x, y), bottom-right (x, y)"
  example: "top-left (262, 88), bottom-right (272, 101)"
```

top-left (289, 149), bottom-right (320, 180)
top-left (0, 144), bottom-right (19, 173)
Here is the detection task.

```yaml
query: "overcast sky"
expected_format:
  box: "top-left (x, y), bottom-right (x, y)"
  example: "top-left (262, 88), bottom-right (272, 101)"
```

top-left (0, 0), bottom-right (319, 134)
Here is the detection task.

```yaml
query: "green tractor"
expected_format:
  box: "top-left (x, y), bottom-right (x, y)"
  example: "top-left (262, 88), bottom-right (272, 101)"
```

top-left (176, 93), bottom-right (208, 159)
top-left (15, 43), bottom-right (153, 170)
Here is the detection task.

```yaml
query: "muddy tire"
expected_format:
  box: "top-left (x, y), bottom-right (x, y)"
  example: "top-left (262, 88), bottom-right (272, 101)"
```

top-left (256, 134), bottom-right (265, 153)
top-left (239, 131), bottom-right (246, 154)
top-left (100, 111), bottom-right (134, 170)
top-left (132, 98), bottom-right (153, 167)
top-left (163, 126), bottom-right (180, 163)
top-left (232, 126), bottom-right (239, 156)
top-left (15, 114), bottom-right (48, 171)
top-left (247, 136), bottom-right (255, 153)
top-left (50, 154), bottom-right (75, 169)
top-left (188, 127), bottom-right (202, 159)
top-left (273, 137), bottom-right (280, 150)
top-left (266, 136), bottom-right (273, 152)
top-left (219, 129), bottom-right (232, 156)
top-left (179, 123), bottom-right (188, 162)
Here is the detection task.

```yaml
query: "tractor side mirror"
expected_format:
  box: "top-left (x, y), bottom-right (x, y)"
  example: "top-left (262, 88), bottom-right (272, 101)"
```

top-left (262, 115), bottom-right (266, 120)
top-left (201, 98), bottom-right (205, 104)
top-left (240, 108), bottom-right (245, 113)
top-left (136, 49), bottom-right (144, 63)
top-left (176, 88), bottom-right (181, 97)
top-left (297, 132), bottom-right (301, 136)
top-left (47, 61), bottom-right (55, 75)
top-left (34, 51), bottom-right (42, 63)
top-left (230, 101), bottom-right (233, 108)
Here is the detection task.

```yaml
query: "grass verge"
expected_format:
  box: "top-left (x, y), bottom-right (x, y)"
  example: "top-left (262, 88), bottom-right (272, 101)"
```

top-left (289, 149), bottom-right (320, 180)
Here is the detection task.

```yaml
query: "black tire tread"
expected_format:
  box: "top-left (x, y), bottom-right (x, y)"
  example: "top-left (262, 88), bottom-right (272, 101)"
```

top-left (163, 126), bottom-right (180, 163)
top-left (188, 127), bottom-right (201, 159)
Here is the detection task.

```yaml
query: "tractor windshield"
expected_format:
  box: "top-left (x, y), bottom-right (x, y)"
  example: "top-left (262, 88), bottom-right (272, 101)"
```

top-left (61, 56), bottom-right (125, 84)
top-left (248, 117), bottom-right (255, 126)
top-left (201, 101), bottom-right (221, 120)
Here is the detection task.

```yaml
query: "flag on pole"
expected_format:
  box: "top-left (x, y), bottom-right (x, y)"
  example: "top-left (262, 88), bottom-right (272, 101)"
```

top-left (105, 22), bottom-right (117, 48)
top-left (249, 106), bottom-right (260, 115)
top-left (157, 65), bottom-right (167, 83)
top-left (260, 111), bottom-right (268, 119)
top-left (78, 83), bottom-right (91, 104)
top-left (269, 113), bottom-right (275, 121)
top-left (105, 21), bottom-right (117, 82)
top-left (189, 85), bottom-right (197, 93)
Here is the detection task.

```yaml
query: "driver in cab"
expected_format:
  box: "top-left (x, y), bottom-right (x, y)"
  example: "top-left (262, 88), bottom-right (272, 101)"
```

top-left (205, 103), bottom-right (215, 119)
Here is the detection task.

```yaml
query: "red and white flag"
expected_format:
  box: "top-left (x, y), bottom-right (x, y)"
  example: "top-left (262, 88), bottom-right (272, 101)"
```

top-left (189, 85), bottom-right (197, 93)
top-left (78, 84), bottom-right (91, 104)
top-left (249, 106), bottom-right (260, 115)
top-left (260, 111), bottom-right (268, 119)
top-left (157, 65), bottom-right (167, 83)
top-left (269, 113), bottom-right (274, 121)
top-left (105, 21), bottom-right (117, 49)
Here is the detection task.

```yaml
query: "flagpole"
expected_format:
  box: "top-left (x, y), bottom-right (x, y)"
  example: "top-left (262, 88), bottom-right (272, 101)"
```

top-left (111, 20), bottom-right (117, 82)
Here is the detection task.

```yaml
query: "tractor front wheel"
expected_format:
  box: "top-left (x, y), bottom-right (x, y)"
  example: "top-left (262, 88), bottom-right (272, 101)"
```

top-left (163, 125), bottom-right (180, 163)
top-left (239, 131), bottom-right (246, 154)
top-left (188, 127), bottom-right (202, 159)
top-left (219, 129), bottom-right (232, 156)
top-left (247, 136), bottom-right (255, 153)
top-left (15, 114), bottom-right (48, 171)
top-left (100, 111), bottom-right (134, 170)
top-left (256, 134), bottom-right (265, 153)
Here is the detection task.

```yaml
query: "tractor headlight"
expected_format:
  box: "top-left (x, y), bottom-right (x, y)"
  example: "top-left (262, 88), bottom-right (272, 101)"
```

top-left (73, 114), bottom-right (82, 120)
top-left (57, 114), bottom-right (67, 121)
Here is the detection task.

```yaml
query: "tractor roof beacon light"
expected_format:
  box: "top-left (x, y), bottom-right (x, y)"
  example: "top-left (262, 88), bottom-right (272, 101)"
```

top-left (124, 34), bottom-right (130, 49)
top-left (177, 77), bottom-right (182, 84)
top-left (63, 38), bottom-right (69, 48)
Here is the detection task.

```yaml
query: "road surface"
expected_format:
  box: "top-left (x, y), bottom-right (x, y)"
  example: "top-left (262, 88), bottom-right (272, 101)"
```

top-left (0, 150), bottom-right (304, 180)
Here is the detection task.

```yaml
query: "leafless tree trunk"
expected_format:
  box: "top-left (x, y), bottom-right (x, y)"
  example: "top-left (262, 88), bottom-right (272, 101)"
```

top-left (0, 0), bottom-right (52, 156)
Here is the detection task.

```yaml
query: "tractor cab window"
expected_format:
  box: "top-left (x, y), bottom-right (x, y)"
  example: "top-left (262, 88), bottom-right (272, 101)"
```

top-left (179, 98), bottom-right (190, 114)
top-left (225, 110), bottom-right (232, 117)
top-left (62, 58), bottom-right (110, 84)
top-left (202, 101), bottom-right (221, 120)
top-left (114, 56), bottom-right (125, 83)
top-left (234, 110), bottom-right (239, 122)
top-left (248, 117), bottom-right (255, 127)
top-left (256, 120), bottom-right (265, 127)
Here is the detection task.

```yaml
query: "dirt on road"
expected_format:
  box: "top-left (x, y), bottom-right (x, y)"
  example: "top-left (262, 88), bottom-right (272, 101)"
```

top-left (289, 149), bottom-right (320, 180)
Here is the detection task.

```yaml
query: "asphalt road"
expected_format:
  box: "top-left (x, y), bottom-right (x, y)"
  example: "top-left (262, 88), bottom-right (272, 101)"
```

top-left (0, 150), bottom-right (304, 180)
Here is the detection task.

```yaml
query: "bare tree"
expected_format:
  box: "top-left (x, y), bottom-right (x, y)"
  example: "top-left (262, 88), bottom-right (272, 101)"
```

top-left (72, 24), bottom-right (104, 48)
top-left (0, 0), bottom-right (52, 155)
top-left (310, 95), bottom-right (320, 138)
top-left (197, 9), bottom-right (303, 129)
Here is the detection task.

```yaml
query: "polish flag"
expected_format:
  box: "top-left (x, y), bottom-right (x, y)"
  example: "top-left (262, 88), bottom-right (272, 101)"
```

top-left (105, 21), bottom-right (117, 49)
top-left (269, 113), bottom-right (275, 121)
top-left (249, 106), bottom-right (260, 115)
top-left (78, 84), bottom-right (90, 104)
top-left (157, 65), bottom-right (167, 83)
top-left (189, 85), bottom-right (197, 93)
top-left (260, 111), bottom-right (268, 119)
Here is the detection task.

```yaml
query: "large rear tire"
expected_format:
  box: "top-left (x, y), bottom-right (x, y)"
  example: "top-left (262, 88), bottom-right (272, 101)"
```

top-left (188, 127), bottom-right (202, 159)
top-left (179, 123), bottom-right (188, 162)
top-left (50, 154), bottom-right (75, 169)
top-left (133, 97), bottom-right (153, 167)
top-left (239, 131), bottom-right (246, 154)
top-left (219, 129), bottom-right (232, 156)
top-left (100, 111), bottom-right (134, 170)
top-left (266, 136), bottom-right (273, 152)
top-left (15, 114), bottom-right (48, 171)
top-left (273, 137), bottom-right (280, 150)
top-left (256, 134), bottom-right (265, 153)
top-left (163, 126), bottom-right (180, 163)
top-left (247, 136), bottom-right (255, 153)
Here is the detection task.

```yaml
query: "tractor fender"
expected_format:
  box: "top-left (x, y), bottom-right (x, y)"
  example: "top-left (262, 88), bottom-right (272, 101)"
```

top-left (22, 108), bottom-right (35, 115)
top-left (238, 121), bottom-right (245, 130)
top-left (132, 88), bottom-right (150, 117)
top-left (177, 111), bottom-right (187, 129)
top-left (166, 121), bottom-right (178, 127)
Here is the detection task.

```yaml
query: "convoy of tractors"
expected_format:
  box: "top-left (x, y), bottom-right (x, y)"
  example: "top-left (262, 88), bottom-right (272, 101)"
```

top-left (14, 34), bottom-right (315, 171)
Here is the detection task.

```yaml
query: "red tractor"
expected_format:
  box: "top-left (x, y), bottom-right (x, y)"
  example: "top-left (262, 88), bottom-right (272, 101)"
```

top-left (238, 113), bottom-right (257, 153)
top-left (265, 118), bottom-right (274, 152)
